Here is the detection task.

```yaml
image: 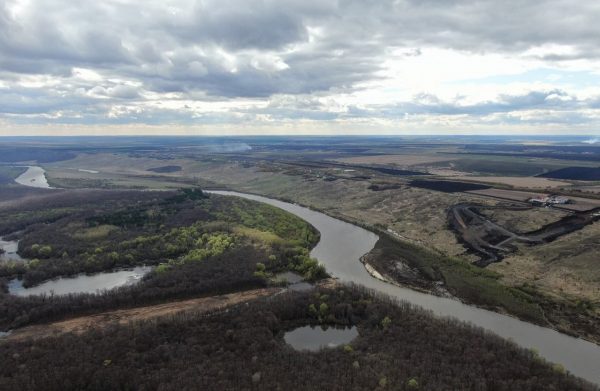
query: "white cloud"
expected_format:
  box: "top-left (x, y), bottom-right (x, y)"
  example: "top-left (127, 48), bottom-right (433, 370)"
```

top-left (1, 0), bottom-right (600, 135)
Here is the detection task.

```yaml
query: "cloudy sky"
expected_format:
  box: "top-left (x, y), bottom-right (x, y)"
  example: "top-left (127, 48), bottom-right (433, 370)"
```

top-left (2, 0), bottom-right (600, 136)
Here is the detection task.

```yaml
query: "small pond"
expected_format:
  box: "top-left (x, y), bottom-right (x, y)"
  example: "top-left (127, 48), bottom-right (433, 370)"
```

top-left (274, 271), bottom-right (314, 292)
top-left (284, 325), bottom-right (358, 351)
top-left (0, 238), bottom-right (23, 262)
top-left (8, 266), bottom-right (153, 297)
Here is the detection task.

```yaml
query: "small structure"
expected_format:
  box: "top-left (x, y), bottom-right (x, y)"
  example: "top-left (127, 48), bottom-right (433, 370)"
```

top-left (528, 194), bottom-right (570, 206)
top-left (548, 195), bottom-right (570, 204)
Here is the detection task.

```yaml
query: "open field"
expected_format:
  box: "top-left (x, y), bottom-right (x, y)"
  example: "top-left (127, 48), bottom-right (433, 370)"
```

top-left (335, 154), bottom-right (457, 167)
top-left (467, 188), bottom-right (600, 211)
top-left (490, 220), bottom-right (600, 302)
top-left (478, 205), bottom-right (569, 233)
top-left (451, 175), bottom-right (571, 189)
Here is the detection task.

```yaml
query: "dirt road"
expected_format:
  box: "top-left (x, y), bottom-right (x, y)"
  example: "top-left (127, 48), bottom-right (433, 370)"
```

top-left (4, 288), bottom-right (280, 342)
top-left (450, 203), bottom-right (600, 267)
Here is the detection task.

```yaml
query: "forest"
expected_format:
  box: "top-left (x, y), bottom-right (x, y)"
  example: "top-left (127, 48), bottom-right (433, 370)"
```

top-left (0, 285), bottom-right (592, 390)
top-left (0, 188), bottom-right (325, 330)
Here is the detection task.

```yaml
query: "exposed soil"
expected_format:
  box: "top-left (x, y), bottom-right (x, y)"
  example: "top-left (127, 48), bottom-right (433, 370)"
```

top-left (449, 203), bottom-right (600, 267)
top-left (4, 288), bottom-right (279, 342)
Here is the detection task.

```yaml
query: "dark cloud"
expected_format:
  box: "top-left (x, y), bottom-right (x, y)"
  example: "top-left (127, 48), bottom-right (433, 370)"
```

top-left (1, 0), bottom-right (600, 128)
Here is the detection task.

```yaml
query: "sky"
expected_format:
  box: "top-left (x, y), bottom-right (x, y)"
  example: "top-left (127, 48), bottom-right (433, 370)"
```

top-left (1, 0), bottom-right (600, 136)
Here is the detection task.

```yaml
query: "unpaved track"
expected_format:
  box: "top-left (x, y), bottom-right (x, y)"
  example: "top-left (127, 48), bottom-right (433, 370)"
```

top-left (4, 288), bottom-right (279, 342)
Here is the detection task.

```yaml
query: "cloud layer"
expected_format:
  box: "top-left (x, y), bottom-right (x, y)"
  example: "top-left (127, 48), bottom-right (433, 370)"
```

top-left (1, 0), bottom-right (600, 134)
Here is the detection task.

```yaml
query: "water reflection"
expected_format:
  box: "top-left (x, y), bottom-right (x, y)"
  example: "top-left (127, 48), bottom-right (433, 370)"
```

top-left (14, 166), bottom-right (51, 189)
top-left (284, 325), bottom-right (358, 351)
top-left (0, 238), bottom-right (23, 262)
top-left (8, 266), bottom-right (153, 296)
top-left (274, 271), bottom-right (314, 292)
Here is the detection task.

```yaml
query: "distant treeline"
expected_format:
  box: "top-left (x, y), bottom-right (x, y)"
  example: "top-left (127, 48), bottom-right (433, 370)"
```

top-left (0, 285), bottom-right (592, 390)
top-left (538, 167), bottom-right (600, 181)
top-left (409, 180), bottom-right (490, 193)
top-left (0, 147), bottom-right (76, 163)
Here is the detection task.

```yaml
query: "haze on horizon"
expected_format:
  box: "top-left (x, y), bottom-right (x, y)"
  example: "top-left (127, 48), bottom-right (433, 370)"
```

top-left (1, 0), bottom-right (600, 136)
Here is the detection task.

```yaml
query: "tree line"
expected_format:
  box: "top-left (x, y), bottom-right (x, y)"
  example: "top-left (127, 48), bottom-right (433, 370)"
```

top-left (0, 285), bottom-right (592, 390)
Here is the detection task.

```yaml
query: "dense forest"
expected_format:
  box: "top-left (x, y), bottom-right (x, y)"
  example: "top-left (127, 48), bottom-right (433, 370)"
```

top-left (0, 286), bottom-right (592, 390)
top-left (0, 188), bottom-right (320, 285)
top-left (0, 188), bottom-right (325, 329)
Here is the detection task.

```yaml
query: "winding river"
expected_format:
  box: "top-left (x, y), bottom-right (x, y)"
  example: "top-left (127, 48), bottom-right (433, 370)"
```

top-left (11, 169), bottom-right (600, 383)
top-left (209, 191), bottom-right (600, 385)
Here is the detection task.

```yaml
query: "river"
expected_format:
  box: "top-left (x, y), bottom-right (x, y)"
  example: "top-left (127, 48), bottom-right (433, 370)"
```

top-left (14, 166), bottom-right (52, 189)
top-left (11, 169), bottom-right (600, 383)
top-left (208, 190), bottom-right (600, 384)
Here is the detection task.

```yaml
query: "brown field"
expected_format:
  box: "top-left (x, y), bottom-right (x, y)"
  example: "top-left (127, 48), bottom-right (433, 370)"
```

top-left (490, 221), bottom-right (600, 302)
top-left (573, 185), bottom-right (600, 194)
top-left (453, 176), bottom-right (571, 189)
top-left (478, 206), bottom-right (569, 233)
top-left (467, 188), bottom-right (600, 211)
top-left (335, 154), bottom-right (457, 167)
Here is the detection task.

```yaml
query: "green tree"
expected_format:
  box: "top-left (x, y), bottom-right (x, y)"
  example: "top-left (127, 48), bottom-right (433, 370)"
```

top-left (407, 378), bottom-right (419, 389)
top-left (319, 302), bottom-right (329, 317)
top-left (381, 316), bottom-right (392, 330)
top-left (39, 245), bottom-right (52, 257)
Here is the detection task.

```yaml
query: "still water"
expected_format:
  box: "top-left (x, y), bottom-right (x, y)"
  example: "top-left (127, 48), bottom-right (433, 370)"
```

top-left (284, 326), bottom-right (358, 351)
top-left (0, 238), bottom-right (23, 262)
top-left (8, 266), bottom-right (153, 297)
top-left (14, 166), bottom-right (52, 189)
top-left (274, 271), bottom-right (314, 292)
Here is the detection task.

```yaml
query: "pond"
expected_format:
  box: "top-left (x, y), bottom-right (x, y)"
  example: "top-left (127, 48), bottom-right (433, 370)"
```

top-left (274, 271), bottom-right (314, 292)
top-left (0, 237), bottom-right (23, 262)
top-left (284, 325), bottom-right (358, 351)
top-left (8, 266), bottom-right (153, 297)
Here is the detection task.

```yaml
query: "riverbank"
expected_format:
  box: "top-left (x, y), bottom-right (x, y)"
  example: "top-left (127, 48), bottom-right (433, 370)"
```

top-left (211, 186), bottom-right (600, 344)
top-left (211, 190), bottom-right (600, 385)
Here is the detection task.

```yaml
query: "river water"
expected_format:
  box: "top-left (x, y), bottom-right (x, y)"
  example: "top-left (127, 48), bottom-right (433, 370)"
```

top-left (208, 190), bottom-right (600, 384)
top-left (14, 166), bottom-right (52, 189)
top-left (8, 266), bottom-right (153, 297)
